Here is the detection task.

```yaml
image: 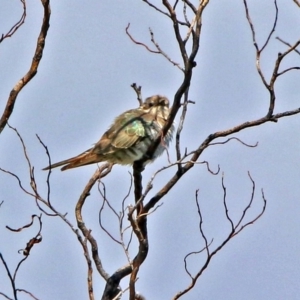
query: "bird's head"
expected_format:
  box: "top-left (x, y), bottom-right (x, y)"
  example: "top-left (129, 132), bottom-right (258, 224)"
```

top-left (142, 95), bottom-right (170, 114)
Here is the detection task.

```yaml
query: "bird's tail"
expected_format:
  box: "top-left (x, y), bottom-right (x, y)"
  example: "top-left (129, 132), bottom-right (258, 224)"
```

top-left (43, 151), bottom-right (101, 171)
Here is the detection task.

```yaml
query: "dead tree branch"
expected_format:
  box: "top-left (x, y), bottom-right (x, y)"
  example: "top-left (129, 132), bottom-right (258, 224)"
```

top-left (0, 253), bottom-right (17, 300)
top-left (75, 164), bottom-right (113, 281)
top-left (0, 0), bottom-right (51, 134)
top-left (131, 83), bottom-right (143, 106)
top-left (276, 36), bottom-right (300, 55)
top-left (292, 0), bottom-right (300, 7)
top-left (173, 173), bottom-right (266, 299)
top-left (0, 0), bottom-right (26, 44)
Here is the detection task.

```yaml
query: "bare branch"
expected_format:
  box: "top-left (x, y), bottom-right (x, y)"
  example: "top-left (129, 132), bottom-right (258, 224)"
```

top-left (126, 23), bottom-right (159, 54)
top-left (82, 231), bottom-right (95, 300)
top-left (162, 0), bottom-right (188, 65)
top-left (0, 0), bottom-right (26, 43)
top-left (183, 239), bottom-right (213, 280)
top-left (0, 253), bottom-right (17, 300)
top-left (149, 28), bottom-right (184, 71)
top-left (131, 83), bottom-right (143, 106)
top-left (0, 167), bottom-right (36, 199)
top-left (270, 39), bottom-right (300, 85)
top-left (195, 190), bottom-right (210, 257)
top-left (142, 0), bottom-right (171, 18)
top-left (6, 214), bottom-right (43, 257)
top-left (260, 0), bottom-right (278, 53)
top-left (243, 0), bottom-right (300, 119)
top-left (16, 289), bottom-right (40, 300)
top-left (292, 0), bottom-right (300, 7)
top-left (175, 91), bottom-right (189, 166)
top-left (233, 173), bottom-right (267, 236)
top-left (144, 103), bottom-right (300, 213)
top-left (140, 0), bottom-right (209, 177)
top-left (243, 0), bottom-right (278, 111)
top-left (119, 173), bottom-right (134, 263)
top-left (277, 67), bottom-right (300, 76)
top-left (0, 292), bottom-right (14, 300)
top-left (76, 165), bottom-right (112, 281)
top-left (221, 174), bottom-right (234, 232)
top-left (184, 0), bottom-right (197, 14)
top-left (36, 134), bottom-right (52, 204)
top-left (199, 161), bottom-right (220, 175)
top-left (209, 137), bottom-right (258, 148)
top-left (128, 208), bottom-right (148, 300)
top-left (183, 15), bottom-right (196, 45)
top-left (0, 0), bottom-right (51, 134)
top-left (101, 266), bottom-right (132, 300)
top-left (98, 181), bottom-right (122, 245)
top-left (173, 173), bottom-right (266, 299)
top-left (242, 0), bottom-right (259, 53)
top-left (276, 36), bottom-right (300, 55)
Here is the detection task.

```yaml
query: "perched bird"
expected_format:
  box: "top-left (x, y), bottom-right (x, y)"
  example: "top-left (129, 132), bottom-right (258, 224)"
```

top-left (43, 95), bottom-right (174, 171)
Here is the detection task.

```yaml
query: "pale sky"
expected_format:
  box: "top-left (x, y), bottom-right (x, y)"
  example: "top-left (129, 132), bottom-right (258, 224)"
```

top-left (1, 1), bottom-right (300, 299)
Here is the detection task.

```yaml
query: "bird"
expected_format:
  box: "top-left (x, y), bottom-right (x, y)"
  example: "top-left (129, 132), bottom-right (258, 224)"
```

top-left (43, 95), bottom-right (174, 171)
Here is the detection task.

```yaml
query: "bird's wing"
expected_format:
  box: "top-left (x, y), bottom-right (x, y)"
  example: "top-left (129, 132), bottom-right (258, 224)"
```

top-left (112, 117), bottom-right (146, 148)
top-left (93, 110), bottom-right (148, 153)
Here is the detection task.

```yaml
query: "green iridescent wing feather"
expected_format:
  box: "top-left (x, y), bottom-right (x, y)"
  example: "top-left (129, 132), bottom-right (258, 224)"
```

top-left (111, 111), bottom-right (146, 148)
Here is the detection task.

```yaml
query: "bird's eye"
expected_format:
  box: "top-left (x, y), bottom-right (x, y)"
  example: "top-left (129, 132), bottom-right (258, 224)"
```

top-left (160, 98), bottom-right (168, 106)
top-left (148, 102), bottom-right (154, 107)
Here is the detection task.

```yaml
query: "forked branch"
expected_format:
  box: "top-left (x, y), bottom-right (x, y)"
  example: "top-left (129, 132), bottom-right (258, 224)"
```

top-left (173, 173), bottom-right (266, 299)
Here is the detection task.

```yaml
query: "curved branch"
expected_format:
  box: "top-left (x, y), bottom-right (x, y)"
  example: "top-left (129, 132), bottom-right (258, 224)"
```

top-left (149, 28), bottom-right (183, 71)
top-left (75, 164), bottom-right (112, 281)
top-left (126, 23), bottom-right (159, 54)
top-left (142, 0), bottom-right (171, 18)
top-left (144, 106), bottom-right (300, 213)
top-left (0, 0), bottom-right (26, 44)
top-left (16, 289), bottom-right (39, 300)
top-left (173, 173), bottom-right (266, 299)
top-left (209, 137), bottom-right (258, 148)
top-left (276, 36), bottom-right (300, 55)
top-left (0, 253), bottom-right (17, 300)
top-left (0, 0), bottom-right (51, 134)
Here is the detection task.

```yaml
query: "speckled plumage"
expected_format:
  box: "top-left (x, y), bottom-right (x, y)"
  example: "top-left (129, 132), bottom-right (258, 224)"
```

top-left (43, 95), bottom-right (174, 171)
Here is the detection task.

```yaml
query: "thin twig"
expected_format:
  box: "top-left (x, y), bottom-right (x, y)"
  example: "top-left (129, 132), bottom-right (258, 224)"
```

top-left (221, 174), bottom-right (234, 232)
top-left (175, 91), bottom-right (191, 170)
top-left (276, 36), bottom-right (300, 55)
top-left (0, 292), bottom-right (14, 300)
top-left (149, 28), bottom-right (184, 71)
top-left (183, 239), bottom-right (213, 279)
top-left (0, 253), bottom-right (17, 300)
top-left (209, 137), bottom-right (258, 148)
top-left (277, 67), bottom-right (300, 77)
top-left (131, 83), bottom-right (143, 106)
top-left (195, 190), bottom-right (210, 257)
top-left (173, 173), bottom-right (266, 299)
top-left (16, 289), bottom-right (40, 300)
top-left (36, 134), bottom-right (52, 205)
top-left (142, 0), bottom-right (171, 18)
top-left (260, 0), bottom-right (278, 53)
top-left (126, 23), bottom-right (159, 54)
top-left (144, 105), bottom-right (300, 213)
top-left (0, 0), bottom-right (26, 43)
top-left (98, 181), bottom-right (122, 245)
